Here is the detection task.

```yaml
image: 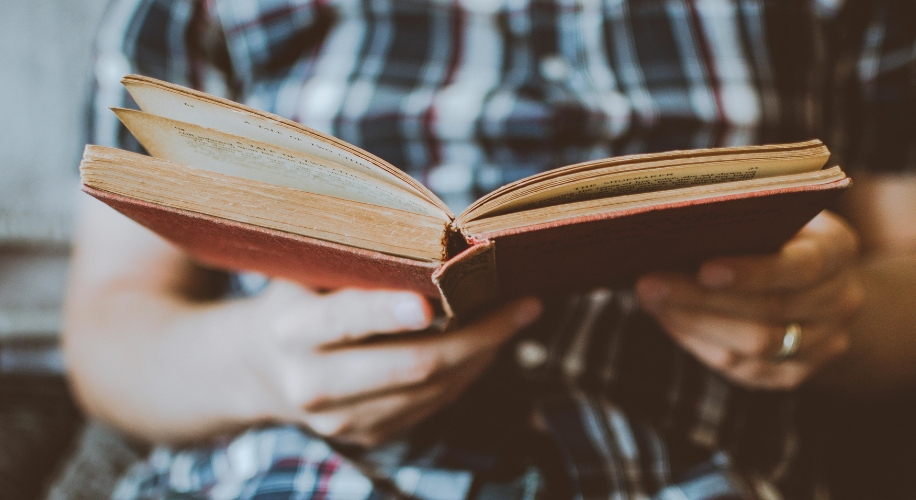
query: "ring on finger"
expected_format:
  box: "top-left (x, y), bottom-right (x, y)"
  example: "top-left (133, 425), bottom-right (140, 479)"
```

top-left (773, 322), bottom-right (802, 363)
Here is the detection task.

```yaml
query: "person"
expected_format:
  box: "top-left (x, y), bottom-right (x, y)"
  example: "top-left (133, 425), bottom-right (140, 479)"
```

top-left (58, 0), bottom-right (916, 498)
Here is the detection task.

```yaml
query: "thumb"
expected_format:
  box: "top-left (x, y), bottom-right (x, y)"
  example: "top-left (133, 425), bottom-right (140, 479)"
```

top-left (275, 289), bottom-right (434, 347)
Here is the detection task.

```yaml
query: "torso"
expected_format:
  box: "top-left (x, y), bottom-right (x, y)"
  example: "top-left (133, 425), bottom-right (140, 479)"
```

top-left (213, 0), bottom-right (828, 209)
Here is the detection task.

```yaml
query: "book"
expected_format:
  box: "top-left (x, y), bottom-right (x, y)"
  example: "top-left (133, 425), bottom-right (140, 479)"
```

top-left (80, 75), bottom-right (850, 318)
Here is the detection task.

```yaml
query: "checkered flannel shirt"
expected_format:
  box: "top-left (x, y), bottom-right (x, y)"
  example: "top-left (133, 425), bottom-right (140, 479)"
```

top-left (87, 0), bottom-right (916, 498)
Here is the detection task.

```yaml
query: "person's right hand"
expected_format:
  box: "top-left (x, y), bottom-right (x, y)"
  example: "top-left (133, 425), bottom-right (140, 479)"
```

top-left (64, 198), bottom-right (541, 446)
top-left (236, 281), bottom-right (543, 447)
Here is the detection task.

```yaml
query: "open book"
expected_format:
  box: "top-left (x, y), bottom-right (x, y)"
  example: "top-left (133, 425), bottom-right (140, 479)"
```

top-left (81, 75), bottom-right (849, 317)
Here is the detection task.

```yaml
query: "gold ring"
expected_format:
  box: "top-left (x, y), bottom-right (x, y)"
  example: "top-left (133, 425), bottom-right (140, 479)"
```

top-left (773, 322), bottom-right (802, 362)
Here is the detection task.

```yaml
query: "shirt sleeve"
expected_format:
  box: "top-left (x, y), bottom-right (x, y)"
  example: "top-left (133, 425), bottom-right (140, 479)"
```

top-left (832, 0), bottom-right (916, 174)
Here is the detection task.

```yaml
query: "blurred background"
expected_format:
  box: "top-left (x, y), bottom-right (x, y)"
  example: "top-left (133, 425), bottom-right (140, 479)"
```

top-left (1, 0), bottom-right (107, 359)
top-left (0, 0), bottom-right (107, 496)
top-left (0, 1), bottom-right (913, 499)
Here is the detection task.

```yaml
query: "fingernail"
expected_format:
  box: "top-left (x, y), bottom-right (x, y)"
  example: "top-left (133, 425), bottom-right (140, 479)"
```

top-left (698, 264), bottom-right (734, 289)
top-left (393, 296), bottom-right (428, 329)
top-left (514, 298), bottom-right (543, 328)
top-left (636, 278), bottom-right (668, 310)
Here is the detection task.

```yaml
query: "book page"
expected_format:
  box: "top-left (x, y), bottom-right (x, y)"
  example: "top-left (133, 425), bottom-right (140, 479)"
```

top-left (115, 109), bottom-right (447, 219)
top-left (491, 155), bottom-right (826, 214)
top-left (81, 146), bottom-right (450, 261)
top-left (122, 76), bottom-right (451, 215)
top-left (463, 167), bottom-right (847, 235)
top-left (460, 142), bottom-right (830, 222)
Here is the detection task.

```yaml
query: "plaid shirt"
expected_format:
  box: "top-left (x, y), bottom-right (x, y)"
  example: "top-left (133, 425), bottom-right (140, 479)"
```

top-left (88, 0), bottom-right (916, 498)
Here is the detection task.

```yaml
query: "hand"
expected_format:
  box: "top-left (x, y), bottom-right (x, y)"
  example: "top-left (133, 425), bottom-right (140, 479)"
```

top-left (242, 281), bottom-right (543, 447)
top-left (635, 211), bottom-right (864, 390)
top-left (63, 197), bottom-right (544, 444)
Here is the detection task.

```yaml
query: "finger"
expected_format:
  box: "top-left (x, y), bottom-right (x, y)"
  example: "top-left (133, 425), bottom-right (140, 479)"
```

top-left (260, 279), bottom-right (320, 301)
top-left (308, 331), bottom-right (502, 414)
top-left (668, 324), bottom-right (849, 390)
top-left (655, 308), bottom-right (837, 360)
top-left (724, 333), bottom-right (849, 390)
top-left (294, 297), bottom-right (542, 409)
top-left (667, 326), bottom-right (739, 371)
top-left (301, 381), bottom-right (448, 446)
top-left (301, 350), bottom-right (497, 447)
top-left (273, 288), bottom-right (433, 346)
top-left (297, 344), bottom-right (476, 411)
top-left (637, 271), bottom-right (863, 323)
top-left (430, 296), bottom-right (543, 363)
top-left (357, 353), bottom-right (496, 445)
top-left (697, 211), bottom-right (860, 292)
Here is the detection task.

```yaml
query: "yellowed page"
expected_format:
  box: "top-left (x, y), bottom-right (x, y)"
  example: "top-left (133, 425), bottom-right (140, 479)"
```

top-left (122, 76), bottom-right (452, 216)
top-left (115, 109), bottom-right (448, 220)
top-left (463, 167), bottom-right (846, 235)
top-left (461, 142), bottom-right (830, 222)
top-left (485, 155), bottom-right (827, 215)
top-left (81, 146), bottom-right (449, 261)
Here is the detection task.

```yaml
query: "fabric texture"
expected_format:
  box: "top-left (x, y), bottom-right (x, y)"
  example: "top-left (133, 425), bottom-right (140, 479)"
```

top-left (77, 0), bottom-right (916, 498)
top-left (45, 422), bottom-right (146, 500)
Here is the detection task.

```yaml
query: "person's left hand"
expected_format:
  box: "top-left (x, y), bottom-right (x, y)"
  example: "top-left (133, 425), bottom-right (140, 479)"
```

top-left (636, 211), bottom-right (864, 390)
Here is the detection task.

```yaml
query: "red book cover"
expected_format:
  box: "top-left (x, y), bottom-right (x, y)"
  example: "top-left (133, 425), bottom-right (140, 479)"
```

top-left (85, 177), bottom-right (849, 318)
top-left (85, 187), bottom-right (443, 298)
top-left (478, 179), bottom-right (849, 296)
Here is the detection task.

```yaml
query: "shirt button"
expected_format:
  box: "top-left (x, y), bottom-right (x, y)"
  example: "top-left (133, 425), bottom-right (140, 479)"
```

top-left (539, 54), bottom-right (571, 83)
top-left (516, 339), bottom-right (548, 370)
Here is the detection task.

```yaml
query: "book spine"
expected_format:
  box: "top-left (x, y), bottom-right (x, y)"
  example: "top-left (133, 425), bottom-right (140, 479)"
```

top-left (432, 240), bottom-right (500, 321)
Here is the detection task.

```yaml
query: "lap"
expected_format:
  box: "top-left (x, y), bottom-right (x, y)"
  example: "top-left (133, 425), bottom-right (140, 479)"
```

top-left (70, 424), bottom-right (763, 500)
